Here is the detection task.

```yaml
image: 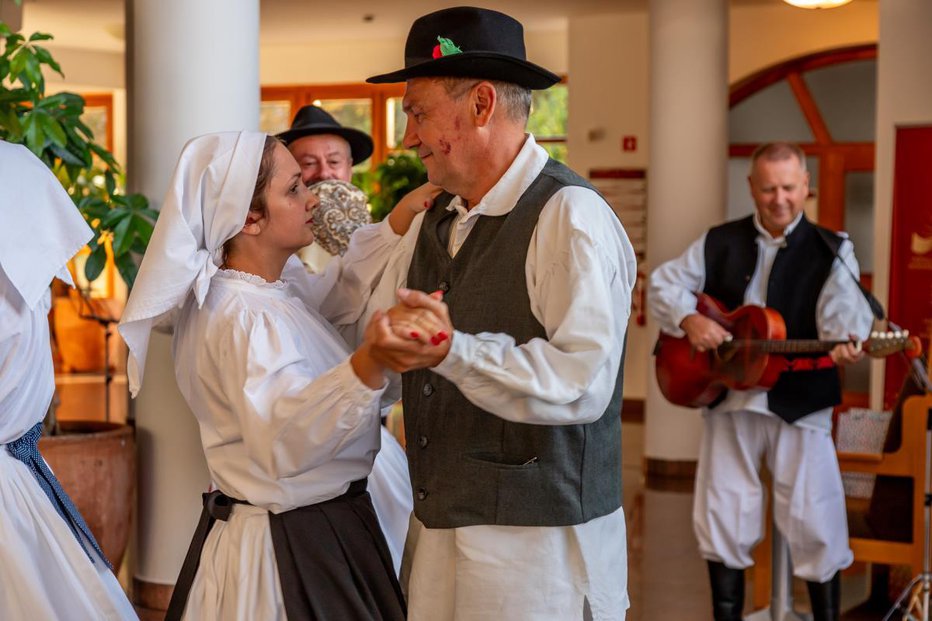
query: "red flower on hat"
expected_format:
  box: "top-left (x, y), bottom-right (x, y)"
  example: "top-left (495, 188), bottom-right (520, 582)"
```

top-left (432, 36), bottom-right (462, 60)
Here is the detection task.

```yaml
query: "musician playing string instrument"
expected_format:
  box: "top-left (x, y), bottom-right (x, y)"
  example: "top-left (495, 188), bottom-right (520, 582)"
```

top-left (648, 142), bottom-right (873, 621)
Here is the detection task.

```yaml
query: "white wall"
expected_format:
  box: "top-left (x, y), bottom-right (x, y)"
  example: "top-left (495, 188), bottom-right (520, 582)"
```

top-left (730, 2), bottom-right (877, 83)
top-left (567, 11), bottom-right (651, 399)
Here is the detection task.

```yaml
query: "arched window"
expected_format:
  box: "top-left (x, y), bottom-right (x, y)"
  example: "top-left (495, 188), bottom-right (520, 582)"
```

top-left (728, 44), bottom-right (876, 285)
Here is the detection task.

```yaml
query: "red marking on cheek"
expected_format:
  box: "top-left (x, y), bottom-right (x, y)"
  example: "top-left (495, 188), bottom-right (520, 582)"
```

top-left (439, 139), bottom-right (452, 155)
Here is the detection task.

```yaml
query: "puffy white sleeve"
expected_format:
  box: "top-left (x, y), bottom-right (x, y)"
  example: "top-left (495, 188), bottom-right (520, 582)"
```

top-left (215, 309), bottom-right (386, 480)
top-left (816, 238), bottom-right (874, 341)
top-left (283, 219), bottom-right (401, 325)
top-left (432, 186), bottom-right (637, 426)
top-left (647, 233), bottom-right (708, 337)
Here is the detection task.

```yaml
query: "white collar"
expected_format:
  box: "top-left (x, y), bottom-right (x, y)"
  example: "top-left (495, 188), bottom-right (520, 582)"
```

top-left (753, 210), bottom-right (804, 245)
top-left (445, 134), bottom-right (549, 219)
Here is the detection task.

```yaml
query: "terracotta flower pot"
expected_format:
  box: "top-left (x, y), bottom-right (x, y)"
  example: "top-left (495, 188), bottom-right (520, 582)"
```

top-left (39, 421), bottom-right (136, 570)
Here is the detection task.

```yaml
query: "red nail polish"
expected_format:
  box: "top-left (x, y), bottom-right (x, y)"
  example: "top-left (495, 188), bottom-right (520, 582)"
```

top-left (436, 331), bottom-right (448, 342)
top-left (430, 335), bottom-right (441, 346)
top-left (410, 331), bottom-right (420, 339)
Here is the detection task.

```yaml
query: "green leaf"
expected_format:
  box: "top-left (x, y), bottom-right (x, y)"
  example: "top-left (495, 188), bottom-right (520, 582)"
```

top-left (132, 214), bottom-right (154, 245)
top-left (127, 193), bottom-right (148, 211)
top-left (33, 45), bottom-right (63, 77)
top-left (28, 32), bottom-right (54, 42)
top-left (22, 113), bottom-right (46, 154)
top-left (114, 253), bottom-right (138, 289)
top-left (49, 143), bottom-right (85, 167)
top-left (105, 170), bottom-right (116, 197)
top-left (111, 214), bottom-right (133, 257)
top-left (37, 112), bottom-right (66, 147)
top-left (84, 244), bottom-right (107, 282)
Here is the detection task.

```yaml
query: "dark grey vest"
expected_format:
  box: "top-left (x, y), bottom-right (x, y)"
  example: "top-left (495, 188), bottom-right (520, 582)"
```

top-left (402, 158), bottom-right (625, 529)
top-left (703, 215), bottom-right (843, 422)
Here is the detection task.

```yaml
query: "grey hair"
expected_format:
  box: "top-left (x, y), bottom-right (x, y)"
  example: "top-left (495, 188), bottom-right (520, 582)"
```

top-left (749, 142), bottom-right (807, 175)
top-left (436, 77), bottom-right (532, 125)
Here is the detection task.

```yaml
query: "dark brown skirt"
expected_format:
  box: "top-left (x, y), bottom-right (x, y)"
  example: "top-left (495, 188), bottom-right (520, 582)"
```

top-left (269, 480), bottom-right (406, 621)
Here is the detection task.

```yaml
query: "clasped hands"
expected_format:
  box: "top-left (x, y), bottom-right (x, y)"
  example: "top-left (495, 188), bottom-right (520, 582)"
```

top-left (365, 288), bottom-right (453, 372)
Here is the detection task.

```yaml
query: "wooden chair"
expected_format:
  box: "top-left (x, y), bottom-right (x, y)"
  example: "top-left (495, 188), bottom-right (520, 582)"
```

top-left (750, 393), bottom-right (932, 610)
top-left (838, 393), bottom-right (931, 578)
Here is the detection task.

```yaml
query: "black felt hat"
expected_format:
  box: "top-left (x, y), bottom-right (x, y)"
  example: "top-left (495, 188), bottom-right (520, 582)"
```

top-left (276, 106), bottom-right (374, 165)
top-left (367, 6), bottom-right (559, 90)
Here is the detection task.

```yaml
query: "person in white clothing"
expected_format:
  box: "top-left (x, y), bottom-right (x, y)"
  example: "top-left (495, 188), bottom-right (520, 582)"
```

top-left (0, 140), bottom-right (137, 619)
top-left (119, 131), bottom-right (443, 620)
top-left (363, 7), bottom-right (637, 620)
top-left (648, 142), bottom-right (874, 621)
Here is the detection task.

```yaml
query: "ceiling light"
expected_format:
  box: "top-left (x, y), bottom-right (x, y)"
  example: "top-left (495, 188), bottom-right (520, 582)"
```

top-left (783, 0), bottom-right (854, 8)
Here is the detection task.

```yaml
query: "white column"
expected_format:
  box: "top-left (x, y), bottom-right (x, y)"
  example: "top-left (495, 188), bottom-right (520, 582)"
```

top-left (870, 0), bottom-right (932, 409)
top-left (126, 0), bottom-right (260, 600)
top-left (644, 0), bottom-right (728, 467)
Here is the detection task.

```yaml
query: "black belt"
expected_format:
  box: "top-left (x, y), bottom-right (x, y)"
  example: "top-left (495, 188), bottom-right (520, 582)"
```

top-left (165, 490), bottom-right (251, 621)
top-left (165, 481), bottom-right (369, 621)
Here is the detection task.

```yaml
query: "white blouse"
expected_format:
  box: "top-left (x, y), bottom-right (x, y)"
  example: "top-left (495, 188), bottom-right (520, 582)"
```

top-left (172, 221), bottom-right (400, 513)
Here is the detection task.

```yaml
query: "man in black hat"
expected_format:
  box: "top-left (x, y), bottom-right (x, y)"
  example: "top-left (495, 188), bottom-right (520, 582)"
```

top-left (363, 6), bottom-right (636, 620)
top-left (277, 105), bottom-right (373, 185)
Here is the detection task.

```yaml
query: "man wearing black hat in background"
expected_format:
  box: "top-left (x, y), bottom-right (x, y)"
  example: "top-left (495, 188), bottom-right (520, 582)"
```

top-left (362, 6), bottom-right (636, 620)
top-left (277, 104), bottom-right (373, 185)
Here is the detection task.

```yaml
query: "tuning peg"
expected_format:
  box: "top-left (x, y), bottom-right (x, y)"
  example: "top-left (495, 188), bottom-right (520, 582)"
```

top-left (894, 331), bottom-right (903, 338)
top-left (871, 331), bottom-right (879, 339)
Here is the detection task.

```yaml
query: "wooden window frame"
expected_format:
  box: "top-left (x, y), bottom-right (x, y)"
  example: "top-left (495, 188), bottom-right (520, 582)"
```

top-left (261, 83), bottom-right (406, 167)
top-left (728, 44), bottom-right (877, 234)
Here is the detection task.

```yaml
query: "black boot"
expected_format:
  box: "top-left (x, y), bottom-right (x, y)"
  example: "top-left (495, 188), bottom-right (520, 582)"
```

top-left (806, 572), bottom-right (841, 621)
top-left (707, 560), bottom-right (745, 621)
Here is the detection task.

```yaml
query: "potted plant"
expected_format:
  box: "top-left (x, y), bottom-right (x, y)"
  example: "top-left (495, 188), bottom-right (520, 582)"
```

top-left (354, 150), bottom-right (428, 222)
top-left (1, 16), bottom-right (156, 570)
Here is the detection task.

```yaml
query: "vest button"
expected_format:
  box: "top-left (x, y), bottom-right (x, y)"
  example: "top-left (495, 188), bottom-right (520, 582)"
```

top-left (422, 383), bottom-right (434, 397)
top-left (416, 488), bottom-right (428, 501)
top-left (438, 281), bottom-right (450, 293)
top-left (418, 435), bottom-right (428, 448)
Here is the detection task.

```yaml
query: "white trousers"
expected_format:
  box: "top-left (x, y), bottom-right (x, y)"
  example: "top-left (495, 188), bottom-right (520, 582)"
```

top-left (403, 508), bottom-right (628, 621)
top-left (693, 410), bottom-right (852, 583)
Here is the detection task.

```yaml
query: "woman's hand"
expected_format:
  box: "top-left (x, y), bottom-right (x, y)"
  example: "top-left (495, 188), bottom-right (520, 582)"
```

top-left (368, 289), bottom-right (453, 372)
top-left (387, 182), bottom-right (443, 235)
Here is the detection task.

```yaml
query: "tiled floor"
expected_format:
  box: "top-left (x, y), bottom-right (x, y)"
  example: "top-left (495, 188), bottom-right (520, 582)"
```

top-left (58, 375), bottom-right (896, 619)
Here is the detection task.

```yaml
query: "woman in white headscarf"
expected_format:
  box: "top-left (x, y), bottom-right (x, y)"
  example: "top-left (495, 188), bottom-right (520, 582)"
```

top-left (0, 140), bottom-right (137, 619)
top-left (120, 131), bottom-right (439, 621)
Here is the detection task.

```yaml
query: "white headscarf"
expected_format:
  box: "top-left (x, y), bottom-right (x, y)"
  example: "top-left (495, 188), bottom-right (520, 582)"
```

top-left (119, 131), bottom-right (267, 397)
top-left (0, 140), bottom-right (92, 309)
